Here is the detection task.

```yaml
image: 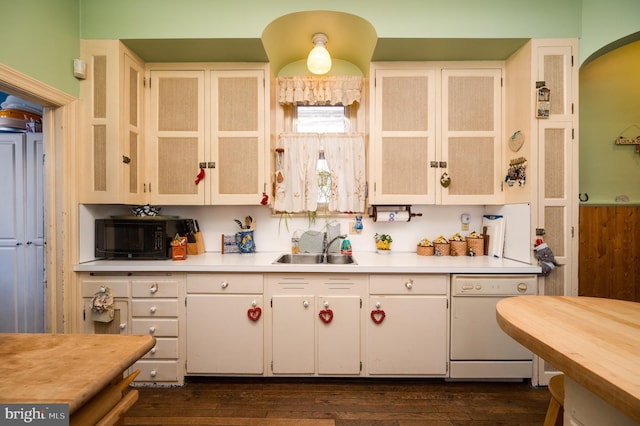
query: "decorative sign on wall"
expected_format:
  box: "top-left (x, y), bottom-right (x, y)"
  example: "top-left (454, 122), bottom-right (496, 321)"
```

top-left (536, 81), bottom-right (550, 119)
top-left (615, 124), bottom-right (640, 155)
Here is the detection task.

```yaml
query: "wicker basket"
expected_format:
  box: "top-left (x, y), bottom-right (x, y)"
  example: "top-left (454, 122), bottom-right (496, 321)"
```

top-left (450, 240), bottom-right (468, 256)
top-left (466, 237), bottom-right (484, 256)
top-left (434, 242), bottom-right (450, 256)
top-left (417, 245), bottom-right (435, 256)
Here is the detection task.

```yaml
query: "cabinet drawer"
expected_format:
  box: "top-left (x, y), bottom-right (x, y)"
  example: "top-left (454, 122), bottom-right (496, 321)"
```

top-left (82, 280), bottom-right (129, 298)
top-left (369, 274), bottom-right (448, 295)
top-left (187, 273), bottom-right (263, 294)
top-left (132, 360), bottom-right (179, 382)
top-left (132, 280), bottom-right (179, 298)
top-left (131, 299), bottom-right (179, 317)
top-left (143, 337), bottom-right (179, 359)
top-left (131, 318), bottom-right (179, 337)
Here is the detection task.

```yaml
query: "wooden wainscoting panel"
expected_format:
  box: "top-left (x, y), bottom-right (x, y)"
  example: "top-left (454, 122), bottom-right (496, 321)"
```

top-left (579, 206), bottom-right (640, 301)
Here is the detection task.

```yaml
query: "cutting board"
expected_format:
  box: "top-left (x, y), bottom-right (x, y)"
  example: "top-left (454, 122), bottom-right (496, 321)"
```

top-left (482, 215), bottom-right (505, 258)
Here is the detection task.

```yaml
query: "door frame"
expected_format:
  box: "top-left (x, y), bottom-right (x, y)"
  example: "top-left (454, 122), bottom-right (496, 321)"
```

top-left (0, 64), bottom-right (77, 333)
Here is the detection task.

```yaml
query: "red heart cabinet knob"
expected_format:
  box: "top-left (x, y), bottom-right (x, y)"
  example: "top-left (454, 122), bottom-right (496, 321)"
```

top-left (247, 306), bottom-right (262, 322)
top-left (370, 309), bottom-right (386, 324)
top-left (318, 308), bottom-right (334, 324)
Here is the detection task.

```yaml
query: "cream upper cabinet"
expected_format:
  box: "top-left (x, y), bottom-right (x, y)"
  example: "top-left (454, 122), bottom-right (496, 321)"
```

top-left (147, 69), bottom-right (206, 205)
top-left (369, 64), bottom-right (503, 205)
top-left (440, 67), bottom-right (503, 204)
top-left (78, 40), bottom-right (146, 204)
top-left (147, 65), bottom-right (268, 205)
top-left (370, 67), bottom-right (438, 205)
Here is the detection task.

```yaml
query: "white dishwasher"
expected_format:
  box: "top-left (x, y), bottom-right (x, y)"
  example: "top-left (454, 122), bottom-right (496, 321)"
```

top-left (449, 274), bottom-right (537, 380)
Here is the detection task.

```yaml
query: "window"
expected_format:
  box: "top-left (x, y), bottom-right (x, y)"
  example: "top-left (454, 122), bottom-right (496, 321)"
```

top-left (295, 106), bottom-right (350, 205)
top-left (295, 105), bottom-right (350, 133)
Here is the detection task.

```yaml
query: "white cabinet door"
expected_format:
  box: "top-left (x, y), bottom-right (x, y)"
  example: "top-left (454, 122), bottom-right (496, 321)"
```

top-left (148, 69), bottom-right (206, 205)
top-left (370, 68), bottom-right (437, 205)
top-left (0, 133), bottom-right (44, 333)
top-left (441, 68), bottom-right (503, 204)
top-left (367, 296), bottom-right (447, 375)
top-left (209, 70), bottom-right (266, 205)
top-left (271, 294), bottom-right (316, 374)
top-left (317, 295), bottom-right (361, 375)
top-left (186, 294), bottom-right (264, 374)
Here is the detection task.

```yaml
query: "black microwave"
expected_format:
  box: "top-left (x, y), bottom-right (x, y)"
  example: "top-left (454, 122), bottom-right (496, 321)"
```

top-left (95, 218), bottom-right (182, 260)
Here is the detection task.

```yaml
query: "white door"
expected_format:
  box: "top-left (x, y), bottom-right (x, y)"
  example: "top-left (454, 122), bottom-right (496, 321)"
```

top-left (186, 294), bottom-right (264, 374)
top-left (0, 133), bottom-right (45, 332)
top-left (317, 295), bottom-right (361, 375)
top-left (271, 294), bottom-right (315, 374)
top-left (367, 295), bottom-right (447, 375)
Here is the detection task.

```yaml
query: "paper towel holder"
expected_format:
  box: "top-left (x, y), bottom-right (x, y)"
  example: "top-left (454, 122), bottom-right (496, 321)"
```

top-left (368, 205), bottom-right (422, 222)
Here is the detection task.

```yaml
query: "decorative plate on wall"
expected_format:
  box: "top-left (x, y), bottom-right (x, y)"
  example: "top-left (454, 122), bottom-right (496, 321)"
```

top-left (509, 130), bottom-right (525, 152)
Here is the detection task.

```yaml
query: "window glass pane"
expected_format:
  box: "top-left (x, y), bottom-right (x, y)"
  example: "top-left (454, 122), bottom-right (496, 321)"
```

top-left (296, 106), bottom-right (349, 133)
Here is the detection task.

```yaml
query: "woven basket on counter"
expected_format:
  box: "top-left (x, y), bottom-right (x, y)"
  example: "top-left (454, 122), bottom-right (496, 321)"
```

top-left (466, 237), bottom-right (484, 256)
top-left (434, 242), bottom-right (450, 256)
top-left (417, 245), bottom-right (435, 256)
top-left (450, 240), bottom-right (468, 256)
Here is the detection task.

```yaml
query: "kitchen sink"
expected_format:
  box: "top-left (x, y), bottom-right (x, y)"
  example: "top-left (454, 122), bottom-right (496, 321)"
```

top-left (273, 253), bottom-right (356, 265)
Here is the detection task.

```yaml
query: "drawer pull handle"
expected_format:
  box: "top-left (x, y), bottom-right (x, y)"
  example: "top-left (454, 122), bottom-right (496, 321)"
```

top-left (303, 300), bottom-right (309, 308)
top-left (149, 326), bottom-right (156, 334)
top-left (371, 309), bottom-right (386, 324)
top-left (150, 347), bottom-right (157, 354)
top-left (150, 283), bottom-right (158, 294)
top-left (405, 279), bottom-right (414, 290)
top-left (149, 370), bottom-right (157, 378)
top-left (221, 281), bottom-right (229, 289)
top-left (149, 306), bottom-right (157, 314)
top-left (319, 308), bottom-right (334, 324)
top-left (119, 323), bottom-right (126, 330)
top-left (247, 306), bottom-right (262, 322)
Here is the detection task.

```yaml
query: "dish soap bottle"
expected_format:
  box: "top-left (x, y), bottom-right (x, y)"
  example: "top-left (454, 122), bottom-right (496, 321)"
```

top-left (340, 238), bottom-right (352, 255)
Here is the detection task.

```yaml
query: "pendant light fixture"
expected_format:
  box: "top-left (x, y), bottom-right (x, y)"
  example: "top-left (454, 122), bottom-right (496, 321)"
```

top-left (307, 33), bottom-right (332, 75)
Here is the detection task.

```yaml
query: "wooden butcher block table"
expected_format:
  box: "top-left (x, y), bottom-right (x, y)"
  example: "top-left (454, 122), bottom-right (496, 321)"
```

top-left (496, 296), bottom-right (640, 425)
top-left (0, 333), bottom-right (155, 424)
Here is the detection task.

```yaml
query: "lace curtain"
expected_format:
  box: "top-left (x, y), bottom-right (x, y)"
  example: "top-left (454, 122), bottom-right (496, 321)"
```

top-left (274, 133), bottom-right (365, 213)
top-left (274, 134), bottom-right (320, 213)
top-left (276, 76), bottom-right (363, 106)
top-left (323, 134), bottom-right (366, 213)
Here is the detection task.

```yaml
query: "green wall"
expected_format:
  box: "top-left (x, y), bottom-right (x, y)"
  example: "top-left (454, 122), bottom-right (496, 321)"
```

top-left (581, 0), bottom-right (640, 64)
top-left (0, 0), bottom-right (79, 97)
top-left (579, 40), bottom-right (640, 204)
top-left (79, 0), bottom-right (581, 40)
top-left (1, 0), bottom-right (640, 110)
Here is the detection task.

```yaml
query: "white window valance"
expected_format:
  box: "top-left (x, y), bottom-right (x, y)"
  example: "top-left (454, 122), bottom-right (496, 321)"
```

top-left (277, 76), bottom-right (363, 106)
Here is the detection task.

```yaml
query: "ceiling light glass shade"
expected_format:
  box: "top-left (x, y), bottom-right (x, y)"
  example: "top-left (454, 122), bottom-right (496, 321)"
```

top-left (307, 33), bottom-right (332, 75)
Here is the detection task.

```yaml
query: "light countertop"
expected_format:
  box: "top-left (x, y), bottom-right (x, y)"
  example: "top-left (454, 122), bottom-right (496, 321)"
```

top-left (75, 252), bottom-right (540, 274)
top-left (0, 333), bottom-right (155, 414)
top-left (496, 296), bottom-right (640, 424)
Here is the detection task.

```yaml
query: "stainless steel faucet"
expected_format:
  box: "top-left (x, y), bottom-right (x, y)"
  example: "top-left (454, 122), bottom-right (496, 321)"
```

top-left (324, 234), bottom-right (347, 257)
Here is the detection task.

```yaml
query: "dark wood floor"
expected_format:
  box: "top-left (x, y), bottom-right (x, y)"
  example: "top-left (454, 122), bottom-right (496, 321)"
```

top-left (124, 377), bottom-right (550, 426)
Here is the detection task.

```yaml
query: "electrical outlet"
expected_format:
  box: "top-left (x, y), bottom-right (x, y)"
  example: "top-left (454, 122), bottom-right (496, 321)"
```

top-left (460, 213), bottom-right (471, 231)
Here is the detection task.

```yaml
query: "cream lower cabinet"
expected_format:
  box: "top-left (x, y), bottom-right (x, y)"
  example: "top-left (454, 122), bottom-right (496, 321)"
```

top-left (366, 274), bottom-right (449, 376)
top-left (369, 64), bottom-right (502, 205)
top-left (79, 273), bottom-right (186, 386)
top-left (266, 274), bottom-right (366, 376)
top-left (185, 273), bottom-right (264, 375)
top-left (81, 277), bottom-right (130, 335)
top-left (130, 276), bottom-right (185, 386)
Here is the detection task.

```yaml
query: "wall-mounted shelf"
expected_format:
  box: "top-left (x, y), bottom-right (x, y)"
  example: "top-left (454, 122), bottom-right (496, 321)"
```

top-left (615, 124), bottom-right (640, 154)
